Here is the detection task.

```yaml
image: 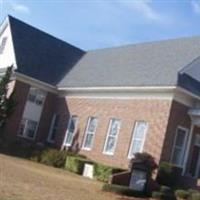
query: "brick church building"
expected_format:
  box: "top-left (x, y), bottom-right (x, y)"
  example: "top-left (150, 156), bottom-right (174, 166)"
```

top-left (1, 16), bottom-right (200, 187)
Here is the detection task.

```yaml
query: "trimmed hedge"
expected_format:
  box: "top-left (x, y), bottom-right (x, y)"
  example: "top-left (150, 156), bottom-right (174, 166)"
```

top-left (39, 149), bottom-right (69, 168)
top-left (102, 183), bottom-right (145, 197)
top-left (160, 185), bottom-right (173, 194)
top-left (191, 193), bottom-right (200, 200)
top-left (65, 155), bottom-right (124, 182)
top-left (156, 162), bottom-right (181, 187)
top-left (94, 163), bottom-right (123, 182)
top-left (152, 191), bottom-right (176, 200)
top-left (65, 156), bottom-right (93, 174)
top-left (175, 189), bottom-right (189, 199)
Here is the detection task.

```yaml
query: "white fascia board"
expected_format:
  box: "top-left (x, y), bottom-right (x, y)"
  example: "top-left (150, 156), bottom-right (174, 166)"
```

top-left (58, 86), bottom-right (176, 92)
top-left (0, 16), bottom-right (9, 37)
top-left (15, 72), bottom-right (57, 94)
top-left (58, 86), bottom-right (176, 100)
top-left (173, 87), bottom-right (200, 107)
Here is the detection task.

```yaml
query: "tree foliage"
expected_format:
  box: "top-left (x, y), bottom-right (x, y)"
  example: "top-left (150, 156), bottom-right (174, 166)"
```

top-left (0, 66), bottom-right (16, 133)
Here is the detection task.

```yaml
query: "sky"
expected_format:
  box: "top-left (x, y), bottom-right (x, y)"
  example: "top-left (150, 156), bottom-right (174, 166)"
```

top-left (1, 0), bottom-right (200, 50)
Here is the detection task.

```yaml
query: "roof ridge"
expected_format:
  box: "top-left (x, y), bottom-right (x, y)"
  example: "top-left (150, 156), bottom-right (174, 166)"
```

top-left (87, 35), bottom-right (200, 52)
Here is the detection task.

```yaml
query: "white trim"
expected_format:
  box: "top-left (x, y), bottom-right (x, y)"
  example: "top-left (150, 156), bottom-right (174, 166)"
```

top-left (0, 16), bottom-right (9, 38)
top-left (62, 115), bottom-right (78, 147)
top-left (170, 126), bottom-right (189, 168)
top-left (7, 17), bottom-right (17, 69)
top-left (128, 121), bottom-right (149, 159)
top-left (81, 117), bottom-right (98, 151)
top-left (15, 72), bottom-right (57, 94)
top-left (103, 118), bottom-right (121, 156)
top-left (59, 86), bottom-right (199, 107)
top-left (59, 86), bottom-right (176, 91)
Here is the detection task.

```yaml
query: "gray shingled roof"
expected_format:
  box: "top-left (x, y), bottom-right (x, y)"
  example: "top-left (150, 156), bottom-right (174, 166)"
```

top-left (7, 16), bottom-right (200, 90)
top-left (58, 36), bottom-right (200, 88)
top-left (8, 16), bottom-right (85, 85)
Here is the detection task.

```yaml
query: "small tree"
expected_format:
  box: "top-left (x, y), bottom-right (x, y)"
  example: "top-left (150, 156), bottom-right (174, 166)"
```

top-left (129, 152), bottom-right (158, 177)
top-left (0, 66), bottom-right (16, 134)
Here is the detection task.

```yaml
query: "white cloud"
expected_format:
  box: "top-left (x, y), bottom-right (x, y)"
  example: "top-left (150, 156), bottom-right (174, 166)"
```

top-left (118, 0), bottom-right (162, 21)
top-left (12, 3), bottom-right (30, 14)
top-left (7, 0), bottom-right (30, 14)
top-left (191, 0), bottom-right (200, 14)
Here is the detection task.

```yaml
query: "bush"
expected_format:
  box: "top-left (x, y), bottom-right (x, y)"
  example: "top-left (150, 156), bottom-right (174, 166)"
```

top-left (175, 189), bottom-right (189, 199)
top-left (94, 163), bottom-right (123, 182)
top-left (129, 152), bottom-right (157, 176)
top-left (65, 156), bottom-right (124, 182)
top-left (102, 183), bottom-right (145, 197)
top-left (152, 191), bottom-right (176, 200)
top-left (39, 149), bottom-right (68, 168)
top-left (191, 193), bottom-right (200, 200)
top-left (152, 191), bottom-right (163, 199)
top-left (188, 189), bottom-right (199, 196)
top-left (156, 162), bottom-right (181, 187)
top-left (160, 185), bottom-right (173, 194)
top-left (65, 156), bottom-right (93, 174)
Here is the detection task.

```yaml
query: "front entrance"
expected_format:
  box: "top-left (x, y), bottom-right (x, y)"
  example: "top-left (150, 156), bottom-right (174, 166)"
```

top-left (189, 134), bottom-right (200, 178)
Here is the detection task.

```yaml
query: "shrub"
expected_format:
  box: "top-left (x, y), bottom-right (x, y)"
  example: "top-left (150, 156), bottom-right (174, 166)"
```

top-left (65, 156), bottom-right (124, 182)
top-left (160, 185), bottom-right (173, 194)
top-left (129, 152), bottom-right (157, 176)
top-left (152, 191), bottom-right (163, 199)
top-left (188, 189), bottom-right (199, 196)
top-left (65, 156), bottom-right (93, 174)
top-left (102, 183), bottom-right (145, 197)
top-left (156, 162), bottom-right (181, 187)
top-left (191, 193), bottom-right (200, 200)
top-left (39, 149), bottom-right (68, 168)
top-left (175, 189), bottom-right (189, 199)
top-left (152, 191), bottom-right (176, 200)
top-left (94, 163), bottom-right (123, 182)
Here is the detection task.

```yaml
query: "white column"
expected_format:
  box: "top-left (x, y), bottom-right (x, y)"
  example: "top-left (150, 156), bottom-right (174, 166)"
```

top-left (182, 123), bottom-right (194, 176)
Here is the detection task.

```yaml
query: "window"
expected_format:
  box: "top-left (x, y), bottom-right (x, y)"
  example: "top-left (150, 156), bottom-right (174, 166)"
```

top-left (63, 115), bottom-right (78, 146)
top-left (47, 114), bottom-right (60, 143)
top-left (103, 118), bottom-right (121, 155)
top-left (18, 118), bottom-right (38, 139)
top-left (128, 121), bottom-right (148, 159)
top-left (171, 126), bottom-right (188, 167)
top-left (27, 87), bottom-right (46, 106)
top-left (82, 117), bottom-right (98, 150)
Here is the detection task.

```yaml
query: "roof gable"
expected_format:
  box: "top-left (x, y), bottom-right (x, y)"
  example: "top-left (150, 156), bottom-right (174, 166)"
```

top-left (8, 15), bottom-right (85, 85)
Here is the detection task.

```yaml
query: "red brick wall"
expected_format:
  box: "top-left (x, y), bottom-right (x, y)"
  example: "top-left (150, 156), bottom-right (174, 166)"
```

top-left (160, 100), bottom-right (191, 163)
top-left (4, 80), bottom-right (30, 137)
top-left (55, 97), bottom-right (173, 169)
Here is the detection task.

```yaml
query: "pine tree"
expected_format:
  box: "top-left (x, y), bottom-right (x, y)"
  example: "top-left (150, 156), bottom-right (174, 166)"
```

top-left (0, 66), bottom-right (16, 133)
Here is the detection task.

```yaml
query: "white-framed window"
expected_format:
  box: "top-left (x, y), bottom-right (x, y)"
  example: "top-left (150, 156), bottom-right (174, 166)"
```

top-left (47, 114), bottom-right (60, 143)
top-left (27, 87), bottom-right (46, 106)
top-left (18, 118), bottom-right (38, 139)
top-left (128, 121), bottom-right (148, 159)
top-left (171, 126), bottom-right (188, 167)
top-left (82, 117), bottom-right (98, 150)
top-left (63, 115), bottom-right (78, 147)
top-left (103, 118), bottom-right (121, 155)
